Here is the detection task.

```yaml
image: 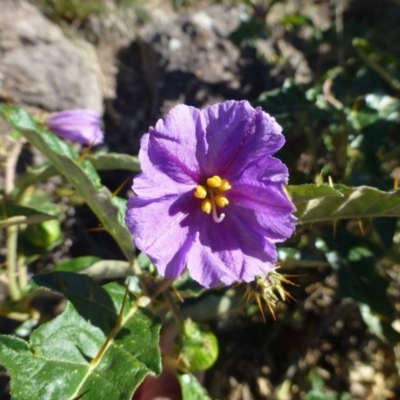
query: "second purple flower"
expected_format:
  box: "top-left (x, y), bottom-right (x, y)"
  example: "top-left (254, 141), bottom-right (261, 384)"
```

top-left (47, 109), bottom-right (104, 145)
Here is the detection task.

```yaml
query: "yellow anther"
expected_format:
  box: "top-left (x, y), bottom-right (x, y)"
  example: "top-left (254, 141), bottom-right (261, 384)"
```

top-left (207, 175), bottom-right (222, 188)
top-left (215, 194), bottom-right (229, 208)
top-left (219, 179), bottom-right (232, 191)
top-left (201, 198), bottom-right (213, 214)
top-left (194, 185), bottom-right (207, 199)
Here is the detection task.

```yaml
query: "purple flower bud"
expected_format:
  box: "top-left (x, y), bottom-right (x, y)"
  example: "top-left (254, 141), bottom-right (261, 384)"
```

top-left (47, 109), bottom-right (104, 145)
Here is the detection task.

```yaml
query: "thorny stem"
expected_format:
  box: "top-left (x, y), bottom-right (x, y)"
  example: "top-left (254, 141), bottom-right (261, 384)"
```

top-left (17, 253), bottom-right (27, 293)
top-left (4, 140), bottom-right (22, 197)
top-left (6, 224), bottom-right (20, 300)
top-left (4, 139), bottom-right (23, 300)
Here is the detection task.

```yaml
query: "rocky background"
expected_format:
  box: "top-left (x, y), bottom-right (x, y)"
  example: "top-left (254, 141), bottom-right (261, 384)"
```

top-left (2, 0), bottom-right (400, 399)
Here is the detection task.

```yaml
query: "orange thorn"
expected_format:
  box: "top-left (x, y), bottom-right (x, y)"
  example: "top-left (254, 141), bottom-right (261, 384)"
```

top-left (283, 290), bottom-right (297, 302)
top-left (265, 298), bottom-right (277, 321)
top-left (77, 143), bottom-right (93, 164)
top-left (358, 220), bottom-right (365, 237)
top-left (171, 284), bottom-right (184, 303)
top-left (37, 112), bottom-right (48, 134)
top-left (112, 176), bottom-right (131, 198)
top-left (85, 226), bottom-right (106, 233)
top-left (255, 295), bottom-right (267, 323)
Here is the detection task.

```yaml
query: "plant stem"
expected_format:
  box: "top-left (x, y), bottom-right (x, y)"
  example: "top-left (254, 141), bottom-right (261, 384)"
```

top-left (4, 138), bottom-right (23, 300)
top-left (6, 224), bottom-right (20, 300)
top-left (164, 289), bottom-right (185, 329)
top-left (17, 253), bottom-right (27, 294)
top-left (354, 44), bottom-right (400, 92)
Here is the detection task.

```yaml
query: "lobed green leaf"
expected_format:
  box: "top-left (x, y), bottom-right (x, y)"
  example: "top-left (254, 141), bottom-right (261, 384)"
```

top-left (287, 184), bottom-right (342, 204)
top-left (295, 185), bottom-right (400, 223)
top-left (86, 152), bottom-right (140, 172)
top-left (0, 272), bottom-right (161, 400)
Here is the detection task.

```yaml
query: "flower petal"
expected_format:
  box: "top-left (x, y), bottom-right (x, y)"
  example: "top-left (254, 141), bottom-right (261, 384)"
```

top-left (186, 211), bottom-right (277, 287)
top-left (226, 155), bottom-right (296, 241)
top-left (231, 154), bottom-right (290, 185)
top-left (147, 105), bottom-right (207, 184)
top-left (135, 134), bottom-right (195, 198)
top-left (125, 191), bottom-right (198, 278)
top-left (229, 185), bottom-right (296, 242)
top-left (200, 101), bottom-right (284, 177)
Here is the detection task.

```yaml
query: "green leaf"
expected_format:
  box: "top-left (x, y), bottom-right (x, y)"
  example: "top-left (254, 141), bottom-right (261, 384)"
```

top-left (87, 152), bottom-right (140, 171)
top-left (0, 272), bottom-right (161, 400)
top-left (14, 163), bottom-right (58, 193)
top-left (77, 260), bottom-right (133, 280)
top-left (179, 373), bottom-right (212, 400)
top-left (53, 256), bottom-right (102, 273)
top-left (365, 94), bottom-right (400, 122)
top-left (295, 185), bottom-right (400, 224)
top-left (335, 256), bottom-right (400, 343)
top-left (304, 370), bottom-right (351, 400)
top-left (0, 202), bottom-right (56, 229)
top-left (0, 105), bottom-right (135, 261)
top-left (25, 219), bottom-right (63, 248)
top-left (287, 184), bottom-right (342, 204)
top-left (178, 320), bottom-right (218, 373)
top-left (257, 79), bottom-right (328, 119)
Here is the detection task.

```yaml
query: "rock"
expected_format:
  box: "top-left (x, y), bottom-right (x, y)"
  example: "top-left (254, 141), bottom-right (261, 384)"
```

top-left (104, 3), bottom-right (280, 154)
top-left (138, 3), bottom-right (243, 115)
top-left (0, 0), bottom-right (103, 112)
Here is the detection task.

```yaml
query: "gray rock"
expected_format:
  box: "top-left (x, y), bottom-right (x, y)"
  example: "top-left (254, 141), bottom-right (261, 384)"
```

top-left (138, 4), bottom-right (243, 114)
top-left (0, 0), bottom-right (103, 112)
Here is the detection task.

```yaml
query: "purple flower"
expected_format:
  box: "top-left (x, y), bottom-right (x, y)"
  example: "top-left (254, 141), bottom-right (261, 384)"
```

top-left (125, 100), bottom-right (296, 288)
top-left (47, 109), bottom-right (104, 145)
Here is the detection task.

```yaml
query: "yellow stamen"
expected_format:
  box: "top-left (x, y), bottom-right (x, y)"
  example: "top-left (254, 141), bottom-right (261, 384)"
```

top-left (219, 179), bottom-right (232, 191)
top-left (201, 199), bottom-right (212, 214)
top-left (214, 194), bottom-right (229, 208)
top-left (194, 185), bottom-right (207, 199)
top-left (196, 176), bottom-right (231, 222)
top-left (207, 175), bottom-right (222, 188)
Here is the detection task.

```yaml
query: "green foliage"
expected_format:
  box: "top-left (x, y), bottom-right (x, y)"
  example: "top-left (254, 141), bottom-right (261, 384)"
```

top-left (177, 320), bottom-right (219, 373)
top-left (25, 219), bottom-right (63, 248)
top-left (0, 272), bottom-right (161, 400)
top-left (0, 105), bottom-right (135, 262)
top-left (179, 373), bottom-right (212, 400)
top-left (304, 371), bottom-right (351, 400)
top-left (86, 152), bottom-right (140, 172)
top-left (287, 184), bottom-right (341, 204)
top-left (53, 256), bottom-right (102, 273)
top-left (0, 203), bottom-right (56, 229)
top-left (254, 11), bottom-right (400, 352)
top-left (293, 185), bottom-right (400, 223)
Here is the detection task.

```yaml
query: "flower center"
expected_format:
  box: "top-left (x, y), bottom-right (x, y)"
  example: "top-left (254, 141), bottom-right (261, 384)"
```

top-left (194, 175), bottom-right (232, 223)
